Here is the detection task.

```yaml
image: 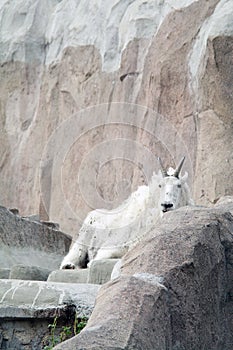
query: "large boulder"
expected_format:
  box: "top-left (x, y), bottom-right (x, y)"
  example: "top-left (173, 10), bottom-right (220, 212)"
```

top-left (9, 264), bottom-right (52, 281)
top-left (0, 206), bottom-right (71, 269)
top-left (54, 199), bottom-right (233, 349)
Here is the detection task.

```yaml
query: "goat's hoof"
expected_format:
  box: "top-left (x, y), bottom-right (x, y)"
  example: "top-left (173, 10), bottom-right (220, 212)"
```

top-left (61, 263), bottom-right (75, 270)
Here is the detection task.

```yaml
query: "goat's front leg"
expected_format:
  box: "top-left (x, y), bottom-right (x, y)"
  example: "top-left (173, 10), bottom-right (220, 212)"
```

top-left (60, 241), bottom-right (88, 269)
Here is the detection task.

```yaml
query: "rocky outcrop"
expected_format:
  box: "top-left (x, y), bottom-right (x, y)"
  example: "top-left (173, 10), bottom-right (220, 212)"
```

top-left (54, 198), bottom-right (233, 350)
top-left (0, 204), bottom-right (101, 349)
top-left (0, 205), bottom-right (71, 269)
top-left (0, 0), bottom-right (232, 236)
top-left (0, 279), bottom-right (100, 349)
top-left (0, 279), bottom-right (99, 319)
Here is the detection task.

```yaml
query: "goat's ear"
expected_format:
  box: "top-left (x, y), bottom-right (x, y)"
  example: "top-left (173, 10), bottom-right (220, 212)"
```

top-left (181, 171), bottom-right (188, 182)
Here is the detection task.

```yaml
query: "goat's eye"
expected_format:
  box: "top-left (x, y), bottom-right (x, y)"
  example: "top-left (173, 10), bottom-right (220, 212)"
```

top-left (158, 184), bottom-right (161, 188)
top-left (177, 184), bottom-right (181, 188)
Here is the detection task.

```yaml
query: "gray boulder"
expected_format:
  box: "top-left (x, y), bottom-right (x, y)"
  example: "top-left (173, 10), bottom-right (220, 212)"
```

top-left (0, 206), bottom-right (71, 270)
top-left (48, 259), bottom-right (120, 284)
top-left (48, 269), bottom-right (89, 284)
top-left (10, 265), bottom-right (52, 281)
top-left (54, 199), bottom-right (233, 350)
top-left (0, 268), bottom-right (10, 279)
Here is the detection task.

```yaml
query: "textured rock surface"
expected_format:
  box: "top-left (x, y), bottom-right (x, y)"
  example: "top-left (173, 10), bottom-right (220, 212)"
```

top-left (0, 279), bottom-right (99, 349)
top-left (9, 264), bottom-right (52, 281)
top-left (0, 0), bottom-right (232, 236)
top-left (54, 199), bottom-right (233, 350)
top-left (0, 206), bottom-right (71, 269)
top-left (0, 316), bottom-right (74, 350)
top-left (0, 268), bottom-right (10, 279)
top-left (0, 279), bottom-right (100, 318)
top-left (88, 259), bottom-right (120, 284)
top-left (48, 269), bottom-right (89, 284)
top-left (48, 259), bottom-right (119, 284)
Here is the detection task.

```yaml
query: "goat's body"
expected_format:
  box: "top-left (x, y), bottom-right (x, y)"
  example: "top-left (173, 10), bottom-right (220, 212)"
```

top-left (60, 181), bottom-right (160, 269)
top-left (60, 160), bottom-right (194, 270)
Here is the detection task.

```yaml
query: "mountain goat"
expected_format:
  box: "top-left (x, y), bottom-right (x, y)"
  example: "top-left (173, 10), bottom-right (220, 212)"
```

top-left (60, 157), bottom-right (194, 269)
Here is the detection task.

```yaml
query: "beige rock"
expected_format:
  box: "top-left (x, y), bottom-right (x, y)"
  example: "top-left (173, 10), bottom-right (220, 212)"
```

top-left (54, 200), bottom-right (233, 350)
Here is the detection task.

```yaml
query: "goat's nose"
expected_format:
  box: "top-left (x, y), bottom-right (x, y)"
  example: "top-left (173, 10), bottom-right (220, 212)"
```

top-left (161, 203), bottom-right (173, 212)
top-left (161, 203), bottom-right (173, 208)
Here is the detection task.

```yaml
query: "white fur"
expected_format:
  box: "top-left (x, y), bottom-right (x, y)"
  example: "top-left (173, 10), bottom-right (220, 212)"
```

top-left (60, 169), bottom-right (193, 269)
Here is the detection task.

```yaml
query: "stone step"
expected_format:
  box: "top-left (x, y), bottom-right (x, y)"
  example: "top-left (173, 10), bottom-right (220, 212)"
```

top-left (48, 259), bottom-right (120, 285)
top-left (0, 279), bottom-right (100, 319)
top-left (0, 278), bottom-right (100, 349)
top-left (48, 269), bottom-right (89, 284)
top-left (10, 265), bottom-right (52, 281)
top-left (0, 268), bottom-right (10, 279)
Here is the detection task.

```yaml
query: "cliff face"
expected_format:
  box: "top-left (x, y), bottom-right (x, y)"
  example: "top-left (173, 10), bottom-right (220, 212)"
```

top-left (0, 0), bottom-right (232, 235)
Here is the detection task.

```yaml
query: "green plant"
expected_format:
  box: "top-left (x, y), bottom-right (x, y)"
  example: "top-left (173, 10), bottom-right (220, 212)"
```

top-left (42, 312), bottom-right (88, 349)
top-left (74, 314), bottom-right (88, 335)
top-left (43, 316), bottom-right (60, 350)
top-left (60, 325), bottom-right (72, 342)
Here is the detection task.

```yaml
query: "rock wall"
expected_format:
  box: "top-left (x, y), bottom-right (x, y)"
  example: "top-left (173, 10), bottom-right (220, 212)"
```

top-left (0, 0), bottom-right (232, 236)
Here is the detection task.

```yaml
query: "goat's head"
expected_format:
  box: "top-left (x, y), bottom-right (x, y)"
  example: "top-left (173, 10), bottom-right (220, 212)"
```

top-left (158, 157), bottom-right (188, 215)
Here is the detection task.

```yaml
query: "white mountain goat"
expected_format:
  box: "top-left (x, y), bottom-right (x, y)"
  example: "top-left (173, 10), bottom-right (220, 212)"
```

top-left (60, 157), bottom-right (194, 269)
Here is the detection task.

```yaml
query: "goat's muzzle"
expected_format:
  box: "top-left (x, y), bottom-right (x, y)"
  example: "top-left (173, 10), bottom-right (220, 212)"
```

top-left (161, 203), bottom-right (173, 213)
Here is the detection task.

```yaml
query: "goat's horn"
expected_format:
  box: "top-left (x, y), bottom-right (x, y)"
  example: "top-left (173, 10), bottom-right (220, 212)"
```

top-left (158, 157), bottom-right (167, 177)
top-left (174, 156), bottom-right (185, 178)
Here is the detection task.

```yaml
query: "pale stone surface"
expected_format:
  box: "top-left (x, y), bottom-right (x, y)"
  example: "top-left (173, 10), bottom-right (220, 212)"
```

top-left (88, 259), bottom-right (120, 284)
top-left (0, 0), bottom-right (198, 71)
top-left (54, 199), bottom-right (233, 350)
top-left (0, 0), bottom-right (233, 238)
top-left (0, 206), bottom-right (71, 269)
top-left (0, 279), bottom-right (100, 318)
top-left (10, 265), bottom-right (52, 281)
top-left (48, 269), bottom-right (88, 284)
top-left (48, 259), bottom-right (120, 284)
top-left (0, 268), bottom-right (10, 279)
top-left (0, 279), bottom-right (99, 349)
